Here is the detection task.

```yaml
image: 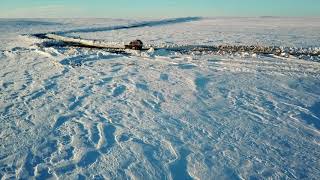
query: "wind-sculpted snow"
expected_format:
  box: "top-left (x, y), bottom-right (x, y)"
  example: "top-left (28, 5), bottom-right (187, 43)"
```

top-left (1, 18), bottom-right (320, 179)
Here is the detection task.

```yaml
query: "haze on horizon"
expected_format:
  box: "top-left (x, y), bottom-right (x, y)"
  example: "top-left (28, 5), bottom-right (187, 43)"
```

top-left (0, 0), bottom-right (319, 18)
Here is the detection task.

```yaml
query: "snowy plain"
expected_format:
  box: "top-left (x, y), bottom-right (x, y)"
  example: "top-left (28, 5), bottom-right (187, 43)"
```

top-left (0, 17), bottom-right (320, 179)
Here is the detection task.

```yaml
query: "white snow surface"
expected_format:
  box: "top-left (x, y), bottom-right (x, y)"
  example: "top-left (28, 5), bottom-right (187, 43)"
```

top-left (0, 17), bottom-right (320, 179)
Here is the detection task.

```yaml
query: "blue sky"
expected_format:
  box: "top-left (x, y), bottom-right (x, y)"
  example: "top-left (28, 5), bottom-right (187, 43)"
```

top-left (0, 0), bottom-right (319, 18)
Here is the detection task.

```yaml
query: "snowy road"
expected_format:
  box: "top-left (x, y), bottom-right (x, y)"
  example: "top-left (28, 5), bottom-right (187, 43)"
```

top-left (0, 18), bottom-right (320, 179)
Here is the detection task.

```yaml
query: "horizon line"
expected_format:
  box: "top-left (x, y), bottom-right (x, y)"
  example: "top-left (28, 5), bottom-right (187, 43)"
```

top-left (1, 15), bottom-right (320, 19)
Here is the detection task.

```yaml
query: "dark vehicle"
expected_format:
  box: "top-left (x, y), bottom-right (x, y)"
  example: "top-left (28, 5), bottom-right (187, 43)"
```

top-left (125, 40), bottom-right (143, 50)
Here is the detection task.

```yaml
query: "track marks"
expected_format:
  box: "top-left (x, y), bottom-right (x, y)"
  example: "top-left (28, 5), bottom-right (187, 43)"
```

top-left (99, 124), bottom-right (117, 154)
top-left (77, 151), bottom-right (100, 168)
top-left (73, 123), bottom-right (117, 168)
top-left (20, 70), bottom-right (33, 91)
top-left (27, 90), bottom-right (46, 103)
top-left (57, 146), bottom-right (75, 162)
top-left (37, 139), bottom-right (59, 161)
top-left (24, 152), bottom-right (44, 177)
top-left (60, 54), bottom-right (120, 66)
top-left (89, 123), bottom-right (101, 146)
top-left (35, 167), bottom-right (53, 180)
top-left (55, 164), bottom-right (76, 175)
top-left (195, 76), bottom-right (210, 92)
top-left (141, 90), bottom-right (165, 112)
top-left (0, 165), bottom-right (16, 179)
top-left (96, 77), bottom-right (113, 86)
top-left (2, 81), bottom-right (14, 89)
top-left (160, 73), bottom-right (169, 81)
top-left (194, 75), bottom-right (212, 100)
top-left (69, 95), bottom-right (88, 111)
top-left (53, 115), bottom-right (76, 130)
top-left (52, 121), bottom-right (119, 170)
top-left (169, 148), bottom-right (192, 180)
top-left (142, 99), bottom-right (161, 112)
top-left (112, 85), bottom-right (126, 97)
top-left (136, 83), bottom-right (149, 91)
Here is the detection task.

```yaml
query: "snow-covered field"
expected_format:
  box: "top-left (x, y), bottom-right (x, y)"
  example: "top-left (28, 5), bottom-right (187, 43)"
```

top-left (0, 17), bottom-right (320, 179)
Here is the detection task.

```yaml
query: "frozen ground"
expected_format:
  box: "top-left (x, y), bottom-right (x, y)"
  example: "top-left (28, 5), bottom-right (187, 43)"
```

top-left (0, 17), bottom-right (320, 179)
